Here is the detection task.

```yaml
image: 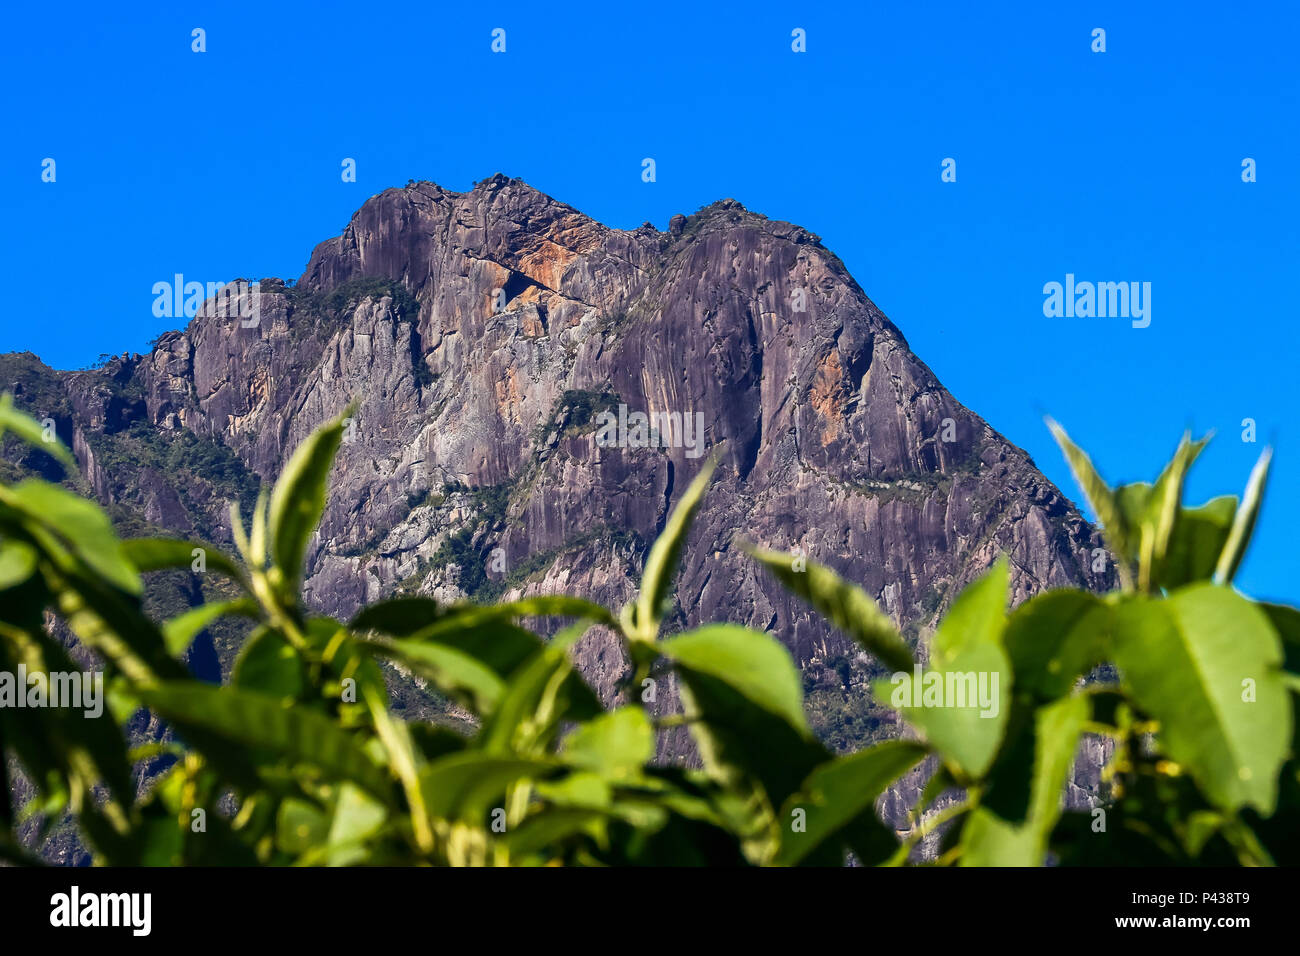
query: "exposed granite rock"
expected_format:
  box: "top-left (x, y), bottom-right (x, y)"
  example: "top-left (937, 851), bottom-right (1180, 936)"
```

top-left (4, 176), bottom-right (1115, 857)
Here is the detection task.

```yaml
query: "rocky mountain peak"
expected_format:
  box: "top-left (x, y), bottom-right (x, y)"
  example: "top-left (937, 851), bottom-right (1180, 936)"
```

top-left (4, 176), bottom-right (1110, 755)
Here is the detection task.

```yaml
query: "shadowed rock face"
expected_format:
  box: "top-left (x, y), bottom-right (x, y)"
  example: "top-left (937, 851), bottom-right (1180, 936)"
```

top-left (12, 174), bottom-right (1110, 772)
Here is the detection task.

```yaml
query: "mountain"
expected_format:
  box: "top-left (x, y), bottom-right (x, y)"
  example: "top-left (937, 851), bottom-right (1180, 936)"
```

top-left (2, 175), bottom-right (1111, 854)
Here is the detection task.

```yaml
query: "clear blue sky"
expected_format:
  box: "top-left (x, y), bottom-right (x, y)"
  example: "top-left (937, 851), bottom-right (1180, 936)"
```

top-left (2, 2), bottom-right (1296, 601)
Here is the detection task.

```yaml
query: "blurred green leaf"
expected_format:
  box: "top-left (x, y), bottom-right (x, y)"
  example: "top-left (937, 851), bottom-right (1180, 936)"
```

top-left (267, 407), bottom-right (350, 592)
top-left (0, 480), bottom-right (140, 595)
top-left (536, 771), bottom-right (611, 810)
top-left (476, 595), bottom-right (618, 628)
top-left (394, 600), bottom-right (612, 693)
top-left (961, 693), bottom-right (1089, 865)
top-left (232, 626), bottom-right (306, 699)
top-left (121, 537), bottom-right (250, 591)
top-left (1156, 497), bottom-right (1236, 591)
top-left (360, 680), bottom-right (433, 855)
top-left (778, 740), bottom-right (925, 865)
top-left (162, 598), bottom-right (258, 658)
top-left (877, 561), bottom-right (1010, 781)
top-left (277, 798), bottom-right (330, 856)
top-left (1260, 603), bottom-right (1300, 676)
top-left (350, 596), bottom-right (446, 636)
top-left (366, 637), bottom-right (505, 715)
top-left (0, 626), bottom-right (136, 831)
top-left (562, 707), bottom-right (654, 781)
top-left (321, 783), bottom-right (388, 866)
top-left (419, 753), bottom-right (558, 821)
top-left (1139, 433), bottom-right (1210, 590)
top-left (480, 623), bottom-right (603, 755)
top-left (1003, 590), bottom-right (1109, 700)
top-left (0, 540), bottom-right (37, 590)
top-left (633, 457), bottom-right (716, 641)
top-left (1215, 447), bottom-right (1271, 585)
top-left (662, 625), bottom-right (809, 734)
top-left (141, 682), bottom-right (394, 804)
top-left (1111, 585), bottom-right (1290, 814)
top-left (665, 626), bottom-right (829, 861)
top-left (1149, 434), bottom-right (1207, 539)
top-left (52, 565), bottom-right (187, 684)
top-left (931, 558), bottom-right (1009, 664)
top-left (1048, 418), bottom-right (1133, 588)
top-left (0, 393), bottom-right (75, 470)
top-left (397, 615), bottom-right (540, 674)
top-left (504, 808), bottom-right (607, 860)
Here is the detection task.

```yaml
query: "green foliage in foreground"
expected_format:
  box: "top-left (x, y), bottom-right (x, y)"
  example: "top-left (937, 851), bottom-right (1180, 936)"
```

top-left (0, 394), bottom-right (1295, 866)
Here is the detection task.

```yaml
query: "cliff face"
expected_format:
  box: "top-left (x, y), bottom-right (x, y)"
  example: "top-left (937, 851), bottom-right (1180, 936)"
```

top-left (6, 174), bottom-right (1110, 760)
